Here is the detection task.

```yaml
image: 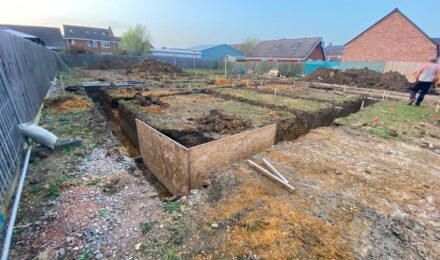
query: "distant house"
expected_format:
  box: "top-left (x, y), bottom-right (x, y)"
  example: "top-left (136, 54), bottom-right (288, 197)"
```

top-left (343, 9), bottom-right (439, 62)
top-left (63, 25), bottom-right (120, 54)
top-left (150, 48), bottom-right (201, 59)
top-left (187, 44), bottom-right (245, 60)
top-left (325, 43), bottom-right (344, 61)
top-left (433, 38), bottom-right (440, 57)
top-left (246, 37), bottom-right (327, 63)
top-left (0, 24), bottom-right (65, 51)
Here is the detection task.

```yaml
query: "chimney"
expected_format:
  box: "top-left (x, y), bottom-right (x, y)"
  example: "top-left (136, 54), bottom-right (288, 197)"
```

top-left (108, 26), bottom-right (114, 39)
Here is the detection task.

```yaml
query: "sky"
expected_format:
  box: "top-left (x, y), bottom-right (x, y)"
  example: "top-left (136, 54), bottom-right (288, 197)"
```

top-left (0, 0), bottom-right (439, 48)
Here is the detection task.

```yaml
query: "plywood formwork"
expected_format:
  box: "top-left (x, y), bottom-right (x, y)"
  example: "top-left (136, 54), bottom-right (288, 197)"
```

top-left (136, 119), bottom-right (277, 195)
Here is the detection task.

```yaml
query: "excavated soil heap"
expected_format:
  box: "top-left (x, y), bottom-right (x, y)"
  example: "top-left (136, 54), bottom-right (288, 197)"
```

top-left (197, 109), bottom-right (253, 134)
top-left (133, 93), bottom-right (169, 108)
top-left (126, 59), bottom-right (185, 76)
top-left (88, 60), bottom-right (135, 70)
top-left (304, 68), bottom-right (412, 92)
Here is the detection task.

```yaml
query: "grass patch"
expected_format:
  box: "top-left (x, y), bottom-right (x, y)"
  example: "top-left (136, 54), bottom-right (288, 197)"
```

top-left (87, 178), bottom-right (101, 186)
top-left (163, 201), bottom-right (181, 214)
top-left (140, 221), bottom-right (156, 234)
top-left (141, 241), bottom-right (180, 259)
top-left (168, 225), bottom-right (184, 245)
top-left (337, 101), bottom-right (440, 140)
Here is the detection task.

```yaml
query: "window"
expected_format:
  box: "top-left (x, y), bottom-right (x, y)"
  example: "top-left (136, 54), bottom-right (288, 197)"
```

top-left (273, 60), bottom-right (278, 64)
top-left (115, 42), bottom-right (120, 49)
top-left (92, 41), bottom-right (98, 48)
top-left (69, 29), bottom-right (73, 33)
top-left (87, 41), bottom-right (92, 47)
top-left (71, 39), bottom-right (75, 45)
top-left (261, 59), bottom-right (268, 63)
top-left (101, 32), bottom-right (106, 36)
top-left (292, 43), bottom-right (301, 48)
top-left (86, 31), bottom-right (89, 34)
top-left (102, 41), bottom-right (110, 48)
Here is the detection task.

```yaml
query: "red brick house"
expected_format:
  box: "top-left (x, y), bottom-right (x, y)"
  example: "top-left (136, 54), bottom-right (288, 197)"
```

top-left (343, 9), bottom-right (439, 62)
top-left (63, 25), bottom-right (120, 54)
top-left (246, 37), bottom-right (327, 64)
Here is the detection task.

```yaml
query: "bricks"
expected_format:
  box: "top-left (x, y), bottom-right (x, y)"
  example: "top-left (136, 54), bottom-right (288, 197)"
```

top-left (343, 10), bottom-right (438, 62)
top-left (67, 39), bottom-right (119, 54)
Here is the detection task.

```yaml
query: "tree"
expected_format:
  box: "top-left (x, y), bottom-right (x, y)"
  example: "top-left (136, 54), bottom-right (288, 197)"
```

top-left (240, 37), bottom-right (260, 55)
top-left (120, 25), bottom-right (152, 55)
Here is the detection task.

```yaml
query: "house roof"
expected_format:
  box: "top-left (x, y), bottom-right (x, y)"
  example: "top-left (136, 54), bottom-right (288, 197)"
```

top-left (325, 44), bottom-right (344, 56)
top-left (0, 27), bottom-right (38, 39)
top-left (247, 37), bottom-right (324, 60)
top-left (432, 38), bottom-right (440, 46)
top-left (63, 24), bottom-right (116, 41)
top-left (345, 8), bottom-right (438, 47)
top-left (187, 44), bottom-right (225, 51)
top-left (0, 24), bottom-right (65, 49)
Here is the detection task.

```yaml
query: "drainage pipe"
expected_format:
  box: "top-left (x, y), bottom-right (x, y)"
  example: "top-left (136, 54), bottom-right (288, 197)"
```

top-left (1, 146), bottom-right (32, 260)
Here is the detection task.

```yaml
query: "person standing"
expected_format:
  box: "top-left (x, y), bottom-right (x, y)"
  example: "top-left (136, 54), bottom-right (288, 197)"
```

top-left (409, 58), bottom-right (440, 106)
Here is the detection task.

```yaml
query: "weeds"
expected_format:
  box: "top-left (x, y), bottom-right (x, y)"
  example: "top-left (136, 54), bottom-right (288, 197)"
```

top-left (140, 221), bottom-right (156, 234)
top-left (79, 250), bottom-right (92, 260)
top-left (168, 225), bottom-right (184, 245)
top-left (28, 183), bottom-right (43, 195)
top-left (43, 175), bottom-right (71, 199)
top-left (99, 210), bottom-right (110, 218)
top-left (246, 219), bottom-right (265, 232)
top-left (87, 178), bottom-right (101, 186)
top-left (44, 181), bottom-right (60, 199)
top-left (163, 201), bottom-right (181, 214)
top-left (141, 241), bottom-right (180, 259)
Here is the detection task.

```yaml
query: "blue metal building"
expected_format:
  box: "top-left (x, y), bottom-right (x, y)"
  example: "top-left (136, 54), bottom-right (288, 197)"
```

top-left (187, 44), bottom-right (245, 60)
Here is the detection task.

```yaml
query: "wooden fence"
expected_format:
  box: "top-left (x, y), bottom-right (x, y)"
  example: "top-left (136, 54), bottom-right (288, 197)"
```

top-left (0, 30), bottom-right (60, 223)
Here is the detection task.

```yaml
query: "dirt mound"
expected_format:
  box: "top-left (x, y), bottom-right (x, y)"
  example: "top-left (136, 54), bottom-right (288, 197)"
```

top-left (133, 93), bottom-right (170, 108)
top-left (45, 96), bottom-right (93, 113)
top-left (88, 60), bottom-right (135, 70)
top-left (126, 59), bottom-right (185, 76)
top-left (197, 109), bottom-right (253, 134)
top-left (304, 68), bottom-right (412, 92)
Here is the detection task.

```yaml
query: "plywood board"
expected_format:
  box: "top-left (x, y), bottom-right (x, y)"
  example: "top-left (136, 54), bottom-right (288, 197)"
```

top-left (136, 119), bottom-right (190, 195)
top-left (189, 124), bottom-right (277, 188)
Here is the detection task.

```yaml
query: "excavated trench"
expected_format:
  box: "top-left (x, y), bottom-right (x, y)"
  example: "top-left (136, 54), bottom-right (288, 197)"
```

top-left (97, 87), bottom-right (375, 150)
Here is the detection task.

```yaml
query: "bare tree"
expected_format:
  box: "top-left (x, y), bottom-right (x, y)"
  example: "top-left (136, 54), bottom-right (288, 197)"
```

top-left (240, 37), bottom-right (260, 55)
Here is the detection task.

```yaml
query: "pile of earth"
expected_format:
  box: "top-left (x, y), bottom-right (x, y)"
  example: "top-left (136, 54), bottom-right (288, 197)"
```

top-left (303, 68), bottom-right (412, 92)
top-left (44, 96), bottom-right (93, 113)
top-left (133, 93), bottom-right (169, 108)
top-left (126, 59), bottom-right (185, 76)
top-left (88, 60), bottom-right (135, 70)
top-left (197, 109), bottom-right (253, 134)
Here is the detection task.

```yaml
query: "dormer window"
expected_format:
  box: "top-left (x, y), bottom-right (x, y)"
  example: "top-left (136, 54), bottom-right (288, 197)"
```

top-left (101, 32), bottom-right (106, 36)
top-left (69, 29), bottom-right (73, 33)
top-left (292, 43), bottom-right (301, 48)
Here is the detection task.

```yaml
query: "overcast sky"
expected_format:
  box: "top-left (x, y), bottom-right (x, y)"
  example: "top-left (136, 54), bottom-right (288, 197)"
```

top-left (1, 0), bottom-right (439, 48)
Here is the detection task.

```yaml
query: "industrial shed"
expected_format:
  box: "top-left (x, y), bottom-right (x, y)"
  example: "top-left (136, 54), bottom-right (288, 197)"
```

top-left (187, 44), bottom-right (245, 60)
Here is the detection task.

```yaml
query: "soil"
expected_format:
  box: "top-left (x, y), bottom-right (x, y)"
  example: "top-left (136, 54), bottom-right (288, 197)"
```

top-left (44, 96), bottom-right (93, 113)
top-left (133, 93), bottom-right (170, 108)
top-left (197, 109), bottom-right (253, 134)
top-left (303, 68), bottom-right (412, 92)
top-left (88, 60), bottom-right (136, 70)
top-left (126, 59), bottom-right (185, 77)
top-left (177, 126), bottom-right (440, 259)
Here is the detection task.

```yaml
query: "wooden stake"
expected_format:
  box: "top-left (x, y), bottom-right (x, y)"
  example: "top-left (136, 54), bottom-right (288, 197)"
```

top-left (360, 100), bottom-right (365, 110)
top-left (262, 158), bottom-right (288, 183)
top-left (247, 160), bottom-right (295, 193)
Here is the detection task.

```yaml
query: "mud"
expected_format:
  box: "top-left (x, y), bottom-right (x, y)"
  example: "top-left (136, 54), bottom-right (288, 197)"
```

top-left (88, 60), bottom-right (135, 70)
top-left (303, 68), bottom-right (412, 92)
top-left (197, 109), bottom-right (253, 134)
top-left (133, 93), bottom-right (170, 108)
top-left (160, 129), bottom-right (215, 147)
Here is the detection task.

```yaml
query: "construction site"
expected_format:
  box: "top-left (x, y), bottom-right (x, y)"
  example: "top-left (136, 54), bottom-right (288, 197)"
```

top-left (1, 4), bottom-right (440, 259)
top-left (0, 54), bottom-right (436, 260)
